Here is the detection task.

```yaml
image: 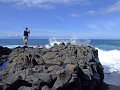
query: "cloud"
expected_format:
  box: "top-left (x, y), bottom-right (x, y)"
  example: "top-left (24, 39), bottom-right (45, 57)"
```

top-left (86, 10), bottom-right (96, 15)
top-left (70, 13), bottom-right (80, 17)
top-left (87, 21), bottom-right (116, 31)
top-left (102, 0), bottom-right (120, 13)
top-left (0, 0), bottom-right (88, 9)
top-left (54, 15), bottom-right (64, 21)
top-left (86, 0), bottom-right (120, 15)
top-left (87, 24), bottom-right (100, 30)
top-left (95, 0), bottom-right (120, 15)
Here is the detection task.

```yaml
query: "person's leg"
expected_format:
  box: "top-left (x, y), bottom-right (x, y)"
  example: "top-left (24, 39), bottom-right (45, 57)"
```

top-left (23, 36), bottom-right (26, 46)
top-left (24, 36), bottom-right (28, 47)
top-left (26, 36), bottom-right (28, 47)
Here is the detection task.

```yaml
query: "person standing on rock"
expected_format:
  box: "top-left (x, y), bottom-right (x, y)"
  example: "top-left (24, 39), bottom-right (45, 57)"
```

top-left (23, 27), bottom-right (30, 47)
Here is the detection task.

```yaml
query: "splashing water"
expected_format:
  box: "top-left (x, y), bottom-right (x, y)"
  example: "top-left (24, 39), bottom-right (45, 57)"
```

top-left (48, 37), bottom-right (91, 47)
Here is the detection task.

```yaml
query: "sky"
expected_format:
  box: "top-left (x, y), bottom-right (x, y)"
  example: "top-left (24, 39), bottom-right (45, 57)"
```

top-left (0, 0), bottom-right (120, 39)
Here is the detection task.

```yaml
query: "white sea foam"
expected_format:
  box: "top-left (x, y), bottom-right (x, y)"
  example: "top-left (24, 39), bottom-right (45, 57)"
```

top-left (3, 45), bottom-right (23, 48)
top-left (3, 45), bottom-right (38, 48)
top-left (98, 48), bottom-right (120, 73)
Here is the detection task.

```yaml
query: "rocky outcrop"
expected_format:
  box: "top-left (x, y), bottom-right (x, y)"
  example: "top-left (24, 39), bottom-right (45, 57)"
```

top-left (0, 43), bottom-right (104, 90)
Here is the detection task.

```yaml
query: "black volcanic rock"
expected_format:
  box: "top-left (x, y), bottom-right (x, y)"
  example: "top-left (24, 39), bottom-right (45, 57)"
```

top-left (0, 46), bottom-right (12, 66)
top-left (0, 43), bottom-right (104, 90)
top-left (0, 46), bottom-right (12, 57)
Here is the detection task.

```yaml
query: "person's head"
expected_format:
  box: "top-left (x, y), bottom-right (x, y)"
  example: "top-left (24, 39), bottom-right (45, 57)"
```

top-left (25, 27), bottom-right (28, 30)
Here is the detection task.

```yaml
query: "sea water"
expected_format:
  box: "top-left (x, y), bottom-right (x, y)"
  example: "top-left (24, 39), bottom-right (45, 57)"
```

top-left (0, 38), bottom-right (120, 86)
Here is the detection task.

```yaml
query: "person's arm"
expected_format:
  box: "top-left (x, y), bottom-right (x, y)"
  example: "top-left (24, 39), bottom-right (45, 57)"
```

top-left (28, 30), bottom-right (30, 34)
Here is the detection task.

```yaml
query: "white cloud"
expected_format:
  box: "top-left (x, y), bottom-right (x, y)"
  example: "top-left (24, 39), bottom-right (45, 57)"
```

top-left (87, 21), bottom-right (117, 31)
top-left (87, 24), bottom-right (100, 30)
top-left (0, 0), bottom-right (88, 9)
top-left (87, 0), bottom-right (120, 15)
top-left (102, 0), bottom-right (120, 13)
top-left (86, 10), bottom-right (96, 15)
top-left (54, 15), bottom-right (64, 21)
top-left (70, 13), bottom-right (80, 17)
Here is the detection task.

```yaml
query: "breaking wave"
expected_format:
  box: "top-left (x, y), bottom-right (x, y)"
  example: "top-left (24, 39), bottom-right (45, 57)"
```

top-left (98, 48), bottom-right (120, 73)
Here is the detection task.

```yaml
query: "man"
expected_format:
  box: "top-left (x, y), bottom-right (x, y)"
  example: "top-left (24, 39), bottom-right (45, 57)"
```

top-left (23, 27), bottom-right (30, 47)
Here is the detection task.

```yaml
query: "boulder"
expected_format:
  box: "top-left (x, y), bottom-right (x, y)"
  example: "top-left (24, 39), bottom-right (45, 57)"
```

top-left (0, 46), bottom-right (12, 57)
top-left (0, 46), bottom-right (12, 66)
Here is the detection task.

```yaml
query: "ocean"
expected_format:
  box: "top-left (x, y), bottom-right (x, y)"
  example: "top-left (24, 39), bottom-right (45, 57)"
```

top-left (0, 38), bottom-right (120, 86)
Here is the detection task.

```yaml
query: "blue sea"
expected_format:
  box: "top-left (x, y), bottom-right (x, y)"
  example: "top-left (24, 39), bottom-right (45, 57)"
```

top-left (0, 38), bottom-right (120, 86)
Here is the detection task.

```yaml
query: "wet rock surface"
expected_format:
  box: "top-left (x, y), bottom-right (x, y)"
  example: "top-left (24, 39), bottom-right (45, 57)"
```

top-left (0, 43), bottom-right (104, 90)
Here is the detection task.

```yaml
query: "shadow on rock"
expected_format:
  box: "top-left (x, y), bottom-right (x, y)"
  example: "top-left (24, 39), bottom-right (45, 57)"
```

top-left (5, 76), bottom-right (32, 90)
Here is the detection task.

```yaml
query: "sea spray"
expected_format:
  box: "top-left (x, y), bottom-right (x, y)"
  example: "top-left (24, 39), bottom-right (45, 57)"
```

top-left (48, 37), bottom-right (91, 46)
